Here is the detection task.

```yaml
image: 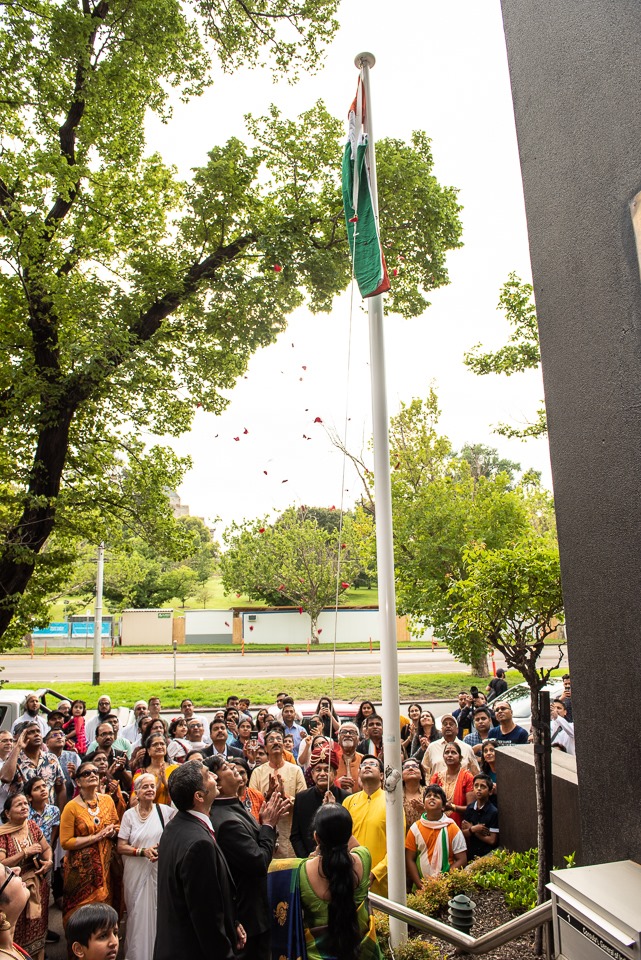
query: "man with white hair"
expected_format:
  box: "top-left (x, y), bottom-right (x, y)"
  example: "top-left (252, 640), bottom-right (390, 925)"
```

top-left (123, 700), bottom-right (148, 742)
top-left (334, 723), bottom-right (362, 793)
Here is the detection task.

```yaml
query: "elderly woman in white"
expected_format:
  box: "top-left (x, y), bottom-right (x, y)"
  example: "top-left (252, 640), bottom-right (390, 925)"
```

top-left (117, 772), bottom-right (175, 960)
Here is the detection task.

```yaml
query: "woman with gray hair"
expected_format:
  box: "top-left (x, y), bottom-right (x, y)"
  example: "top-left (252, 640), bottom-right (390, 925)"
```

top-left (117, 773), bottom-right (175, 960)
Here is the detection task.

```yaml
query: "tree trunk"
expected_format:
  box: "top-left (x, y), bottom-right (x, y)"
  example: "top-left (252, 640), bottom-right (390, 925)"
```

top-left (310, 615), bottom-right (320, 645)
top-left (470, 649), bottom-right (489, 675)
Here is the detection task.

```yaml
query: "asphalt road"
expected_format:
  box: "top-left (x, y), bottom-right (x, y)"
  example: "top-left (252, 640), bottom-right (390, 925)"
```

top-left (3, 645), bottom-right (568, 684)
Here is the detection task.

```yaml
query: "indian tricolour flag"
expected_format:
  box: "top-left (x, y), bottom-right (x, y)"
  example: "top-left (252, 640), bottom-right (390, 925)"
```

top-left (341, 76), bottom-right (390, 299)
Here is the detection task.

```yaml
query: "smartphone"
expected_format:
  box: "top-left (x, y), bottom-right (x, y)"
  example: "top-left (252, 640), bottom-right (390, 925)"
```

top-left (249, 731), bottom-right (258, 741)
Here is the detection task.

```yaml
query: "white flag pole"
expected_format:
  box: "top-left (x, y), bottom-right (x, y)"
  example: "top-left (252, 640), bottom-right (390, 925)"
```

top-left (355, 51), bottom-right (407, 946)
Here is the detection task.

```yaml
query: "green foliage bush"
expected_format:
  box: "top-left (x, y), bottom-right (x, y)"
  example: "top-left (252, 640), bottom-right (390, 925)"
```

top-left (468, 848), bottom-right (539, 912)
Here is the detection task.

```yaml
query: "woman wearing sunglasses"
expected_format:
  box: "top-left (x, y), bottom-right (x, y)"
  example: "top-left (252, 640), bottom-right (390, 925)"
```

top-left (0, 865), bottom-right (32, 960)
top-left (59, 762), bottom-right (120, 929)
top-left (0, 793), bottom-right (52, 960)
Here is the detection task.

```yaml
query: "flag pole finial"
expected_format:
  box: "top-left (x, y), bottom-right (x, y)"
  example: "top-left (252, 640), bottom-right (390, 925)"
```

top-left (354, 51), bottom-right (375, 69)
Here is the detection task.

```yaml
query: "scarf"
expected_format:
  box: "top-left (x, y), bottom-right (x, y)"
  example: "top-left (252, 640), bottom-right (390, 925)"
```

top-left (419, 813), bottom-right (456, 876)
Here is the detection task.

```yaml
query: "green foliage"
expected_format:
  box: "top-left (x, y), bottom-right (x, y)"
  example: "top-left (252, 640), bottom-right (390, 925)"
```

top-left (407, 868), bottom-right (476, 916)
top-left (388, 391), bottom-right (533, 668)
top-left (0, 0), bottom-right (463, 646)
top-left (464, 274), bottom-right (547, 439)
top-left (468, 848), bottom-right (539, 912)
top-left (221, 507), bottom-right (370, 641)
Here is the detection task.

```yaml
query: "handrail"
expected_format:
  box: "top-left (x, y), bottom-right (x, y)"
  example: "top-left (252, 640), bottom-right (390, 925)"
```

top-left (368, 892), bottom-right (553, 955)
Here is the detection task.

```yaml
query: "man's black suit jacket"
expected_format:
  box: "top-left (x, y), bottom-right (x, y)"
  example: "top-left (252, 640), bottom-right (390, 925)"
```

top-left (153, 810), bottom-right (237, 960)
top-left (202, 743), bottom-right (244, 759)
top-left (290, 785), bottom-right (348, 857)
top-left (209, 797), bottom-right (276, 937)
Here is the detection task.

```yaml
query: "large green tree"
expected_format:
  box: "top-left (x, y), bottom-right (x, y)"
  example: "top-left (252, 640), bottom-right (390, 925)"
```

top-left (220, 506), bottom-right (369, 643)
top-left (446, 540), bottom-right (564, 916)
top-left (0, 0), bottom-right (463, 644)
top-left (464, 273), bottom-right (547, 439)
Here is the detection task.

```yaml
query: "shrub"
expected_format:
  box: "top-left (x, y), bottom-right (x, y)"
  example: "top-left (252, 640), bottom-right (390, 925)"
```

top-left (469, 848), bottom-right (538, 912)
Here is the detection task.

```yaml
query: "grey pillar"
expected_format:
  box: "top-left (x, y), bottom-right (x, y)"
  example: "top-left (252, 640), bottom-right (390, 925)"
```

top-left (500, 0), bottom-right (641, 865)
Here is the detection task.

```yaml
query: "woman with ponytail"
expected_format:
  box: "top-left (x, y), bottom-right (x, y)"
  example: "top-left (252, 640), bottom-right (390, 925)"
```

top-left (269, 804), bottom-right (383, 960)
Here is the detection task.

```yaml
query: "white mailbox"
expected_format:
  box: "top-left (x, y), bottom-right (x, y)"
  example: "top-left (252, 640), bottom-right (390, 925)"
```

top-left (549, 860), bottom-right (641, 960)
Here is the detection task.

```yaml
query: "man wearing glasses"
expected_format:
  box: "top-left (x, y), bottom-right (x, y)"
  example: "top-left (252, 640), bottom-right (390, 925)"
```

top-left (488, 703), bottom-right (529, 746)
top-left (248, 729), bottom-right (304, 858)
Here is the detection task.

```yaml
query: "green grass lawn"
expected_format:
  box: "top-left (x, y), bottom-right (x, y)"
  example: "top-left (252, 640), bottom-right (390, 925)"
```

top-left (3, 669), bottom-right (566, 709)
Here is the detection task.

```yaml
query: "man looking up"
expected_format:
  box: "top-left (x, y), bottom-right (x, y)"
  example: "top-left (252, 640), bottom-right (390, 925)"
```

top-left (550, 699), bottom-right (575, 755)
top-left (85, 695), bottom-right (112, 743)
top-left (4, 721), bottom-right (66, 806)
top-left (422, 715), bottom-right (480, 777)
top-left (343, 755), bottom-right (399, 896)
top-left (357, 714), bottom-right (384, 759)
top-left (290, 745), bottom-right (347, 857)
top-left (488, 702), bottom-right (529, 747)
top-left (249, 728), bottom-right (304, 857)
top-left (85, 722), bottom-right (132, 791)
top-left (122, 701), bottom-right (148, 743)
top-left (280, 699), bottom-right (307, 760)
top-left (86, 714), bottom-right (132, 758)
top-left (154, 762), bottom-right (244, 960)
top-left (335, 723), bottom-right (362, 793)
top-left (11, 693), bottom-right (48, 737)
top-left (210, 758), bottom-right (286, 960)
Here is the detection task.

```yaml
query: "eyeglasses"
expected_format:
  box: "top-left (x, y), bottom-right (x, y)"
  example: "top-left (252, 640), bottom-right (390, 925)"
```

top-left (403, 762), bottom-right (420, 770)
top-left (78, 768), bottom-right (99, 778)
top-left (0, 869), bottom-right (15, 898)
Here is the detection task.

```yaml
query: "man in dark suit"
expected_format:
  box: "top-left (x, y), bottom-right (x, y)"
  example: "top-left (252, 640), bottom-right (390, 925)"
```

top-left (153, 761), bottom-right (246, 960)
top-left (209, 757), bottom-right (288, 960)
top-left (290, 745), bottom-right (348, 857)
top-left (203, 719), bottom-right (244, 759)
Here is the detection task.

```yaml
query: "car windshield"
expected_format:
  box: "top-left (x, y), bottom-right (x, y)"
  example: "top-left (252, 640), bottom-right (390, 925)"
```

top-left (497, 681), bottom-right (563, 719)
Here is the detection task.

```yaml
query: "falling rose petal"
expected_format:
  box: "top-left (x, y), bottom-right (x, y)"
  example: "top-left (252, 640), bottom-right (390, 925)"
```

top-left (349, 215), bottom-right (358, 223)
top-left (392, 268), bottom-right (398, 277)
top-left (299, 377), bottom-right (303, 381)
top-left (236, 593), bottom-right (241, 598)
top-left (273, 264), bottom-right (282, 272)
top-left (215, 434), bottom-right (219, 438)
top-left (243, 428), bottom-right (248, 435)
top-left (196, 403), bottom-right (202, 408)
top-left (317, 628), bottom-right (323, 634)
top-left (291, 343), bottom-right (295, 348)
top-left (258, 528), bottom-right (266, 534)
top-left (395, 461), bottom-right (401, 469)
top-left (263, 470), bottom-right (268, 475)
top-left (341, 543), bottom-right (347, 549)
top-left (278, 584), bottom-right (285, 591)
top-left (341, 582), bottom-right (350, 589)
top-left (244, 376), bottom-right (248, 379)
top-left (249, 625), bottom-right (254, 631)
top-left (314, 416), bottom-right (322, 423)
top-left (224, 621), bottom-right (230, 627)
top-left (302, 366), bottom-right (307, 371)
top-left (303, 434), bottom-right (308, 439)
top-left (299, 578), bottom-right (305, 583)
top-left (329, 505), bottom-right (336, 511)
top-left (298, 607), bottom-right (303, 614)
top-left (234, 437), bottom-right (240, 441)
top-left (282, 479), bottom-right (288, 483)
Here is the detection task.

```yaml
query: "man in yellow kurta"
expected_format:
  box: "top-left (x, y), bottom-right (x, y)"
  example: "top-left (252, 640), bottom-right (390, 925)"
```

top-left (343, 755), bottom-right (404, 896)
top-left (249, 727), bottom-right (306, 858)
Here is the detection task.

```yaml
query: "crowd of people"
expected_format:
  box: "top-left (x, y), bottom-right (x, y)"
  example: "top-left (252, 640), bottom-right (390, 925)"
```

top-left (0, 674), bottom-right (574, 960)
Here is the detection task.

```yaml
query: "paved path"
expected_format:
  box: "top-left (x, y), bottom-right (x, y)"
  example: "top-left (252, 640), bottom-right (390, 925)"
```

top-left (3, 646), bottom-right (568, 684)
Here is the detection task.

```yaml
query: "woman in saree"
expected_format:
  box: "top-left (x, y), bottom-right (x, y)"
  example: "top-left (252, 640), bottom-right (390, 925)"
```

top-left (269, 804), bottom-right (383, 960)
top-left (0, 861), bottom-right (33, 960)
top-left (117, 773), bottom-right (174, 960)
top-left (132, 734), bottom-right (177, 807)
top-left (92, 751), bottom-right (126, 819)
top-left (0, 793), bottom-right (52, 960)
top-left (59, 761), bottom-right (120, 928)
top-left (429, 742), bottom-right (474, 827)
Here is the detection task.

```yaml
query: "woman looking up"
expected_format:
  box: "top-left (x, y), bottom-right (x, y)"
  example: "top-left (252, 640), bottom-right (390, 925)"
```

top-left (132, 735), bottom-right (177, 807)
top-left (0, 793), bottom-right (52, 960)
top-left (0, 864), bottom-right (32, 960)
top-left (117, 773), bottom-right (174, 960)
top-left (59, 761), bottom-right (120, 928)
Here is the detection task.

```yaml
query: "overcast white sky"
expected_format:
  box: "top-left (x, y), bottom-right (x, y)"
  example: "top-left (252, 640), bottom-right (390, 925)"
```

top-left (145, 0), bottom-right (550, 536)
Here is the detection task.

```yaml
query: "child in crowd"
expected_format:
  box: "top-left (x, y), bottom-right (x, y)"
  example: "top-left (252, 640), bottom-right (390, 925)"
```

top-left (461, 774), bottom-right (500, 860)
top-left (63, 700), bottom-right (87, 755)
top-left (66, 904), bottom-right (119, 960)
top-left (405, 784), bottom-right (467, 889)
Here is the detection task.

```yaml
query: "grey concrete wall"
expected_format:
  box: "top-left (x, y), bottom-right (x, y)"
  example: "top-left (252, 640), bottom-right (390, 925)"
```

top-left (500, 0), bottom-right (641, 865)
top-left (495, 746), bottom-right (581, 866)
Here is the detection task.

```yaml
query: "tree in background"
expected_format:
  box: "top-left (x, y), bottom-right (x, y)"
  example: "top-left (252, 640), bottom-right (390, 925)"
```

top-left (0, 0), bottom-right (463, 646)
top-left (220, 506), bottom-right (368, 643)
top-left (465, 273), bottom-right (547, 438)
top-left (446, 539), bottom-right (564, 915)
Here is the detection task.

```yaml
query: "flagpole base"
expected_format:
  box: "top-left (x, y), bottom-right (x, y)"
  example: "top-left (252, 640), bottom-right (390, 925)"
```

top-left (355, 51), bottom-right (376, 69)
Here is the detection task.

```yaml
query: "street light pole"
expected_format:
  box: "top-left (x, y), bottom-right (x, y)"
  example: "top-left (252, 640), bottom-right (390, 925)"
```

top-left (92, 542), bottom-right (104, 686)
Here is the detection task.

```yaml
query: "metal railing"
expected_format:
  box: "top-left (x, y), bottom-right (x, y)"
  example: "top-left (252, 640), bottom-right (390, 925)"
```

top-left (368, 892), bottom-right (553, 955)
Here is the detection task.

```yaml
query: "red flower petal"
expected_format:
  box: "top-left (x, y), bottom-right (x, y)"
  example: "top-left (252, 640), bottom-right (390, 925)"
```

top-left (329, 505), bottom-right (335, 511)
top-left (277, 585), bottom-right (285, 591)
top-left (233, 437), bottom-right (240, 441)
top-left (258, 528), bottom-right (265, 534)
top-left (298, 607), bottom-right (303, 614)
top-left (273, 264), bottom-right (282, 272)
top-left (341, 582), bottom-right (350, 589)
top-left (249, 625), bottom-right (254, 631)
top-left (318, 628), bottom-right (323, 634)
top-left (224, 621), bottom-right (230, 627)
top-left (243, 427), bottom-right (248, 434)
top-left (263, 470), bottom-right (268, 475)
top-left (314, 417), bottom-right (322, 423)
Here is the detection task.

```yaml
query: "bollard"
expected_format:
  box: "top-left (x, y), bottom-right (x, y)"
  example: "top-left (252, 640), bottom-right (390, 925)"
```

top-left (448, 894), bottom-right (475, 934)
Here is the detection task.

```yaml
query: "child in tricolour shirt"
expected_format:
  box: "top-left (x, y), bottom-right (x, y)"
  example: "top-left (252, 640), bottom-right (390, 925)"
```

top-left (405, 784), bottom-right (467, 890)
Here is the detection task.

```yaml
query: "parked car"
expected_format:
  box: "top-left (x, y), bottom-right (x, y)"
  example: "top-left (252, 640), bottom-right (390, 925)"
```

top-left (437, 679), bottom-right (565, 733)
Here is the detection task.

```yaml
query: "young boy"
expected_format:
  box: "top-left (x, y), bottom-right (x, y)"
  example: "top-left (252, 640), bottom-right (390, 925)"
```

top-left (405, 784), bottom-right (467, 889)
top-left (461, 773), bottom-right (500, 860)
top-left (66, 904), bottom-right (119, 960)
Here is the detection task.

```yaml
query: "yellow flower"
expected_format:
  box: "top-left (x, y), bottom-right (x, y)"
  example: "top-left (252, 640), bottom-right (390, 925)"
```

top-left (274, 902), bottom-right (288, 926)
